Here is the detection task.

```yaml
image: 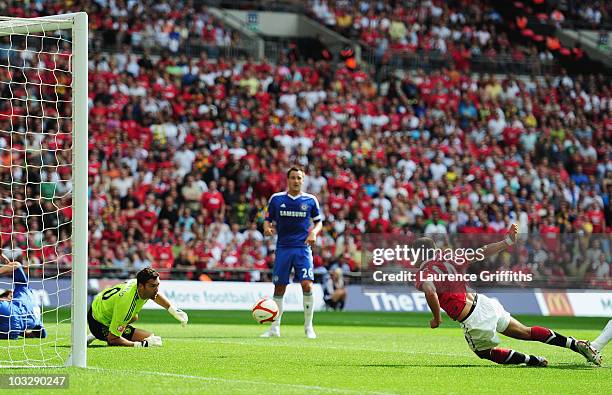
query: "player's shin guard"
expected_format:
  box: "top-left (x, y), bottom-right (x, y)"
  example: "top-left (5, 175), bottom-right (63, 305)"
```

top-left (530, 326), bottom-right (578, 352)
top-left (303, 292), bottom-right (314, 328)
top-left (480, 348), bottom-right (540, 365)
top-left (271, 295), bottom-right (284, 329)
top-left (592, 320), bottom-right (612, 351)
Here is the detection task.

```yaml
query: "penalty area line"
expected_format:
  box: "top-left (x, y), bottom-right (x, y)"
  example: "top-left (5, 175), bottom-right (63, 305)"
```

top-left (88, 367), bottom-right (396, 395)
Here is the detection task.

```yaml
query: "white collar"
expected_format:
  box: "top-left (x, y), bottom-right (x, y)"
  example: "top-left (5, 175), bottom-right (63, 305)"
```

top-left (286, 191), bottom-right (302, 200)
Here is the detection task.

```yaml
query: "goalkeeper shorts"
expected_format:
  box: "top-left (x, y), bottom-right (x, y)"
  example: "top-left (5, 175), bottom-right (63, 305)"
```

top-left (87, 307), bottom-right (135, 342)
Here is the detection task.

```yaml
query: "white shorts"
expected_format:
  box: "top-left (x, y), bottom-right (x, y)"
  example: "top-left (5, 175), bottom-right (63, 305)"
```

top-left (460, 294), bottom-right (512, 352)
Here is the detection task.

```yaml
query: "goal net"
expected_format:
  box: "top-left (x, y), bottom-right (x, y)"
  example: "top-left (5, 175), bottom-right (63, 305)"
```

top-left (0, 13), bottom-right (87, 367)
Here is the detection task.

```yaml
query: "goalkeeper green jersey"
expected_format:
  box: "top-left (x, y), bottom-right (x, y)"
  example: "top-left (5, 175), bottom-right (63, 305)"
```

top-left (91, 279), bottom-right (148, 337)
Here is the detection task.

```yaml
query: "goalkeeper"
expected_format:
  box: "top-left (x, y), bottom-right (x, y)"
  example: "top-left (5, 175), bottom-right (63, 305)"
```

top-left (87, 267), bottom-right (188, 347)
top-left (0, 257), bottom-right (47, 340)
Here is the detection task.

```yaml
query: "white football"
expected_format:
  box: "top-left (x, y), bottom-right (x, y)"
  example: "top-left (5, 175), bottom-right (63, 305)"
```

top-left (252, 298), bottom-right (279, 324)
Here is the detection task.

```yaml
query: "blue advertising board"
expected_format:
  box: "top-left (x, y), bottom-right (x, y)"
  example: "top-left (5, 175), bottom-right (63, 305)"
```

top-left (345, 285), bottom-right (542, 315)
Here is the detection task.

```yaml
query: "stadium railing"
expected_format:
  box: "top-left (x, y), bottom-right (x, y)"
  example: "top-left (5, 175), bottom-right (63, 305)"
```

top-left (200, 0), bottom-right (308, 14)
top-left (560, 19), bottom-right (612, 31)
top-left (363, 47), bottom-right (561, 77)
top-left (94, 35), bottom-right (253, 60)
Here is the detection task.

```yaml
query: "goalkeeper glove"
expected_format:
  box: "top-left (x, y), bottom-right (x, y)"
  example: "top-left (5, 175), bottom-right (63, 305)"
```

top-left (168, 305), bottom-right (188, 327)
top-left (134, 335), bottom-right (163, 348)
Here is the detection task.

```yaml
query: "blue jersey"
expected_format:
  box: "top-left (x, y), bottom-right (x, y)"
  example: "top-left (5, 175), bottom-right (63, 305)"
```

top-left (0, 266), bottom-right (45, 340)
top-left (266, 191), bottom-right (323, 247)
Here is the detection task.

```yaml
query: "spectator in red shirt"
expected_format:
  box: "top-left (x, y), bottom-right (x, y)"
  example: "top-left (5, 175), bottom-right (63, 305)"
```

top-left (201, 180), bottom-right (225, 218)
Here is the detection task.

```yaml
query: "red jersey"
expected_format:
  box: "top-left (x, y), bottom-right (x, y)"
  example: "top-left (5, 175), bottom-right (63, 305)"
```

top-left (137, 210), bottom-right (158, 236)
top-left (201, 190), bottom-right (225, 214)
top-left (587, 209), bottom-right (605, 233)
top-left (415, 260), bottom-right (468, 320)
top-left (540, 224), bottom-right (560, 252)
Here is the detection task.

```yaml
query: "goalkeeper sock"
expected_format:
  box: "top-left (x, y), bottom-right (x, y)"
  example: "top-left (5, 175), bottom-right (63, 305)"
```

top-left (303, 292), bottom-right (314, 328)
top-left (271, 295), bottom-right (284, 329)
top-left (592, 320), bottom-right (612, 351)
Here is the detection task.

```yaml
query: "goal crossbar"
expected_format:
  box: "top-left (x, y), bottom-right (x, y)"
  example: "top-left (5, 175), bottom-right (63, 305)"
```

top-left (0, 14), bottom-right (81, 37)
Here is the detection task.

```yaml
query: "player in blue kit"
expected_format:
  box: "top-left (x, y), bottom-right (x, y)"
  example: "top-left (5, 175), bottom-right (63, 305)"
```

top-left (261, 166), bottom-right (323, 339)
top-left (0, 255), bottom-right (46, 340)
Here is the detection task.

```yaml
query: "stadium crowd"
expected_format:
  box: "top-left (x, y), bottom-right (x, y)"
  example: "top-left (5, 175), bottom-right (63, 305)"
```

top-left (553, 0), bottom-right (610, 28)
top-left (0, 1), bottom-right (609, 289)
top-left (82, 53), bottom-right (612, 288)
top-left (309, 0), bottom-right (552, 67)
top-left (508, 0), bottom-right (609, 29)
top-left (1, 0), bottom-right (237, 54)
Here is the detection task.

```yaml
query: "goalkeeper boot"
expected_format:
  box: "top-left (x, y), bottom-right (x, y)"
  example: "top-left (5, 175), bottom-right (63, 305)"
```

top-left (87, 334), bottom-right (96, 346)
top-left (576, 340), bottom-right (601, 366)
top-left (260, 325), bottom-right (280, 338)
top-left (305, 326), bottom-right (317, 339)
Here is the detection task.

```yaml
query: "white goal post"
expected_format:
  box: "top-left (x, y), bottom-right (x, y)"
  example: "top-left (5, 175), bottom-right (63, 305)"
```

top-left (0, 12), bottom-right (87, 367)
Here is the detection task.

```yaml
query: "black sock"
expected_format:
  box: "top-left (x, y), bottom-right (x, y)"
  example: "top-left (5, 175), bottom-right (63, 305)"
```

top-left (548, 332), bottom-right (578, 352)
top-left (488, 348), bottom-right (530, 364)
top-left (526, 355), bottom-right (542, 366)
top-left (532, 327), bottom-right (578, 351)
top-left (505, 350), bottom-right (530, 364)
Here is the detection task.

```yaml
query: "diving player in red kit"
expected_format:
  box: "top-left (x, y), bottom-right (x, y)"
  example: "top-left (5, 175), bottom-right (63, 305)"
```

top-left (415, 224), bottom-right (599, 366)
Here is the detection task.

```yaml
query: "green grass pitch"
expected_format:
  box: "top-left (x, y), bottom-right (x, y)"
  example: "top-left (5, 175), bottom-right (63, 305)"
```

top-left (1, 310), bottom-right (611, 394)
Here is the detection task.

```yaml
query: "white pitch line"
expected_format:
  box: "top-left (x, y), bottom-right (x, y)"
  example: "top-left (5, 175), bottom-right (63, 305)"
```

top-left (88, 367), bottom-right (396, 395)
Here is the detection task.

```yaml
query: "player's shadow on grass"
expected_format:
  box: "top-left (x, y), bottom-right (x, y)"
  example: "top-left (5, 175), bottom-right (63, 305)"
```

top-left (355, 363), bottom-right (424, 368)
top-left (347, 363), bottom-right (598, 370)
top-left (163, 336), bottom-right (253, 339)
top-left (412, 363), bottom-right (597, 369)
top-left (545, 363), bottom-right (601, 370)
top-left (422, 364), bottom-right (535, 368)
top-left (350, 363), bottom-right (494, 368)
top-left (56, 345), bottom-right (106, 348)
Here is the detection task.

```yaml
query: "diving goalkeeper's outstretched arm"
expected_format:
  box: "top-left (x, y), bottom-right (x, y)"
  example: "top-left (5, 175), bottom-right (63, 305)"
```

top-left (154, 292), bottom-right (188, 327)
